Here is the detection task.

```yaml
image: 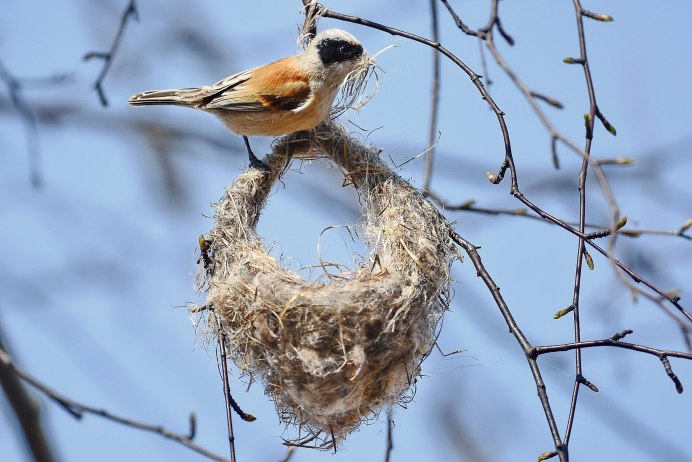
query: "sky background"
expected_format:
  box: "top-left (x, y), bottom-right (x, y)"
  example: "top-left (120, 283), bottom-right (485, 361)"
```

top-left (1, 1), bottom-right (691, 461)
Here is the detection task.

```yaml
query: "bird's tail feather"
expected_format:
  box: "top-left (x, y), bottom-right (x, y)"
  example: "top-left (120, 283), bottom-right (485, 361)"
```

top-left (128, 88), bottom-right (202, 107)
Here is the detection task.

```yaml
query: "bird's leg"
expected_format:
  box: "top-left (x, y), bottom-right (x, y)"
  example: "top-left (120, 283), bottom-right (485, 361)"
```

top-left (243, 136), bottom-right (269, 171)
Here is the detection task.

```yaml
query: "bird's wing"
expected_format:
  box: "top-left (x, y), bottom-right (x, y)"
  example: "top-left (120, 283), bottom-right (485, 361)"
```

top-left (202, 57), bottom-right (312, 112)
top-left (186, 68), bottom-right (257, 108)
top-left (128, 68), bottom-right (257, 108)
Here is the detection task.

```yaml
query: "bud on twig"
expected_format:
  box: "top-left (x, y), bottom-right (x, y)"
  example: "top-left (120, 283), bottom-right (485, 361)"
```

top-left (577, 374), bottom-right (599, 392)
top-left (582, 9), bottom-right (614, 22)
top-left (584, 249), bottom-right (595, 270)
top-left (596, 108), bottom-right (617, 136)
top-left (188, 413), bottom-right (197, 439)
top-left (530, 91), bottom-right (564, 109)
top-left (615, 157), bottom-right (635, 165)
top-left (621, 230), bottom-right (643, 238)
top-left (553, 305), bottom-right (575, 320)
top-left (584, 113), bottom-right (593, 139)
top-left (598, 157), bottom-right (636, 166)
top-left (679, 218), bottom-right (692, 234)
top-left (538, 451), bottom-right (559, 461)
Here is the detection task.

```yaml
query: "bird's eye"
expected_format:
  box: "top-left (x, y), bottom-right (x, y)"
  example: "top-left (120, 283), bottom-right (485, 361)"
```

top-left (339, 44), bottom-right (349, 55)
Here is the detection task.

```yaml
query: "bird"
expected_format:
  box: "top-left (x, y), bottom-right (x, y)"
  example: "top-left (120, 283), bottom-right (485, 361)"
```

top-left (128, 29), bottom-right (365, 170)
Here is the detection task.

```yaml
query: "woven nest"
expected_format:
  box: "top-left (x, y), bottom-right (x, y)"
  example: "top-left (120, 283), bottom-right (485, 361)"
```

top-left (196, 122), bottom-right (459, 446)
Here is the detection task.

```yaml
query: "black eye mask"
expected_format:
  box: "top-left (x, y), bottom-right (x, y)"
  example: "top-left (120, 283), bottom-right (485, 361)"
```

top-left (317, 38), bottom-right (363, 65)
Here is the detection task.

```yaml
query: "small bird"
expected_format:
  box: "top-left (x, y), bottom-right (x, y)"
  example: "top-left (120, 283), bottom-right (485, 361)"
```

top-left (128, 29), bottom-right (365, 170)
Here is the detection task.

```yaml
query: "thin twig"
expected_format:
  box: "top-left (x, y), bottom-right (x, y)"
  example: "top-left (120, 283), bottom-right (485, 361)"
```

top-left (533, 331), bottom-right (692, 361)
top-left (448, 231), bottom-right (567, 461)
top-left (439, 0), bottom-right (478, 36)
top-left (384, 412), bottom-right (394, 462)
top-left (448, 0), bottom-right (687, 341)
top-left (478, 38), bottom-right (493, 87)
top-left (83, 0), bottom-right (138, 106)
top-left (427, 191), bottom-right (691, 241)
top-left (0, 328), bottom-right (57, 462)
top-left (203, 225), bottom-right (256, 462)
top-left (440, 0), bottom-right (691, 324)
top-left (422, 0), bottom-right (441, 192)
top-left (0, 60), bottom-right (42, 187)
top-left (470, 22), bottom-right (689, 334)
top-left (562, 1), bottom-right (599, 449)
top-left (585, 237), bottom-right (690, 321)
top-left (532, 330), bottom-right (691, 393)
top-left (218, 334), bottom-right (238, 462)
top-left (0, 345), bottom-right (228, 462)
top-left (215, 330), bottom-right (256, 461)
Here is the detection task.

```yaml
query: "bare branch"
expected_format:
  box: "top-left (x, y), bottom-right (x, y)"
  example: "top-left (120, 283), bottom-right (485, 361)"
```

top-left (83, 0), bottom-right (139, 106)
top-left (216, 330), bottom-right (257, 462)
top-left (0, 61), bottom-right (42, 187)
top-left (533, 332), bottom-right (692, 361)
top-left (532, 331), bottom-right (692, 393)
top-left (422, 0), bottom-right (441, 192)
top-left (427, 192), bottom-right (690, 242)
top-left (0, 344), bottom-right (229, 462)
top-left (218, 333), bottom-right (238, 462)
top-left (437, 0), bottom-right (690, 341)
top-left (449, 230), bottom-right (567, 461)
top-left (341, 1), bottom-right (691, 324)
top-left (0, 329), bottom-right (57, 462)
top-left (560, 0), bottom-right (618, 448)
top-left (384, 412), bottom-right (394, 462)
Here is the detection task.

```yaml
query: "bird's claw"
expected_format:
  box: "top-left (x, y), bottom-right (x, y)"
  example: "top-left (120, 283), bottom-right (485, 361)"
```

top-left (249, 152), bottom-right (270, 172)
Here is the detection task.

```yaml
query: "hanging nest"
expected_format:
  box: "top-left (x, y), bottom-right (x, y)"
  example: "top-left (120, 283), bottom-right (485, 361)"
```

top-left (195, 121), bottom-right (459, 446)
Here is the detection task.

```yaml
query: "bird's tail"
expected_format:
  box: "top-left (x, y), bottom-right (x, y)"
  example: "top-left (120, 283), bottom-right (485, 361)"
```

top-left (128, 88), bottom-right (203, 107)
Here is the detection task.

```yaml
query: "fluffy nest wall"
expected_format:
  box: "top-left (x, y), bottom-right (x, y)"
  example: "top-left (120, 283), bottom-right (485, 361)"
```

top-left (196, 122), bottom-right (459, 445)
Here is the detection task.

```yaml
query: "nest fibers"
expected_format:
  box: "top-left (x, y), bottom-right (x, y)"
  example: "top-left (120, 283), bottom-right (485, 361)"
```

top-left (196, 122), bottom-right (459, 445)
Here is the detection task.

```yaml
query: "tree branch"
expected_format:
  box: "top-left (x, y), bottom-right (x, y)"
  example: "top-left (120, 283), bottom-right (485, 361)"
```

top-left (0, 60), bottom-right (42, 187)
top-left (0, 328), bottom-right (58, 462)
top-left (422, 0), bottom-right (441, 192)
top-left (384, 411), bottom-right (394, 462)
top-left (449, 230), bottom-right (567, 462)
top-left (532, 329), bottom-right (691, 393)
top-left (83, 0), bottom-right (138, 106)
top-left (0, 345), bottom-right (229, 462)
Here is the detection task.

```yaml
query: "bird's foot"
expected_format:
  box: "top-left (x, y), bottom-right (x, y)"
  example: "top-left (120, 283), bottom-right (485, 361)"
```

top-left (248, 152), bottom-right (270, 172)
top-left (243, 136), bottom-right (269, 172)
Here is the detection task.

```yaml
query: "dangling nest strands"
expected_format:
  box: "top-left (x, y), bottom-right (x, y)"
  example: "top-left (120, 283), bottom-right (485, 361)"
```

top-left (196, 121), bottom-right (459, 446)
top-left (330, 53), bottom-right (378, 118)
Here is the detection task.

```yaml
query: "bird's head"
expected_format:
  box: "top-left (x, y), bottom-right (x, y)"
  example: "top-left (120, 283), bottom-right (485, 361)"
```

top-left (302, 29), bottom-right (366, 82)
top-left (301, 28), bottom-right (374, 116)
top-left (312, 29), bottom-right (364, 66)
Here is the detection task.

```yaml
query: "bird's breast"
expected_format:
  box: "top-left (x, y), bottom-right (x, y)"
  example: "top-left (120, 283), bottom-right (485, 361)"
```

top-left (213, 80), bottom-right (340, 137)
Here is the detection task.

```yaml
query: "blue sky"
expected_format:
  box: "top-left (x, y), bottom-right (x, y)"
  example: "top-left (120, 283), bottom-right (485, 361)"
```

top-left (1, 1), bottom-right (691, 461)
